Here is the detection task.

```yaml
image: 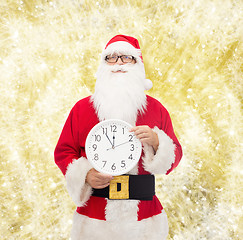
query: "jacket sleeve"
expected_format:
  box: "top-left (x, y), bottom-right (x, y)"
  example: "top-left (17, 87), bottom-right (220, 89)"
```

top-left (142, 108), bottom-right (182, 175)
top-left (54, 103), bottom-right (93, 206)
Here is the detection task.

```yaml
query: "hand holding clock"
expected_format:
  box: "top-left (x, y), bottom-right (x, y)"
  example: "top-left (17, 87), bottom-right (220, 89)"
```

top-left (130, 125), bottom-right (159, 153)
top-left (106, 125), bottom-right (158, 151)
top-left (86, 168), bottom-right (113, 189)
top-left (85, 121), bottom-right (158, 187)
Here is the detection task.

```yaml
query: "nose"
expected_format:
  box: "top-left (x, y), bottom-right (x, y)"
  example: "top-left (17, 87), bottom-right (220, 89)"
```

top-left (116, 57), bottom-right (124, 65)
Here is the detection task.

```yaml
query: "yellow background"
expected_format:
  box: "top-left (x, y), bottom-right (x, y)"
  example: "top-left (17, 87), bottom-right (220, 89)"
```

top-left (0, 0), bottom-right (242, 239)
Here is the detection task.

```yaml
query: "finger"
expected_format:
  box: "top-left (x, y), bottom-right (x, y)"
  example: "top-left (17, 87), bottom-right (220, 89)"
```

top-left (135, 132), bottom-right (150, 139)
top-left (94, 178), bottom-right (112, 188)
top-left (139, 135), bottom-right (150, 140)
top-left (140, 137), bottom-right (153, 145)
top-left (130, 125), bottom-right (147, 132)
top-left (97, 173), bottom-right (113, 181)
top-left (130, 126), bottom-right (139, 132)
top-left (133, 128), bottom-right (144, 134)
top-left (100, 182), bottom-right (111, 188)
top-left (93, 183), bottom-right (110, 189)
top-left (92, 178), bottom-right (110, 187)
top-left (134, 126), bottom-right (151, 134)
top-left (132, 129), bottom-right (145, 137)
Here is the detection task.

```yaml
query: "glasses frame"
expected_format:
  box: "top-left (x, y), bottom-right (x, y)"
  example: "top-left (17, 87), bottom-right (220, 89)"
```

top-left (105, 55), bottom-right (136, 63)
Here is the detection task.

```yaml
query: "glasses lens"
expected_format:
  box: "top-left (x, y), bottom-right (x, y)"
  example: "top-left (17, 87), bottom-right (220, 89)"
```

top-left (105, 55), bottom-right (117, 63)
top-left (121, 55), bottom-right (133, 63)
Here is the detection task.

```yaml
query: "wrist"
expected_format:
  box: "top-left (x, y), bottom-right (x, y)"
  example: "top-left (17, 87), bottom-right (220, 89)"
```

top-left (152, 132), bottom-right (159, 153)
top-left (85, 169), bottom-right (92, 184)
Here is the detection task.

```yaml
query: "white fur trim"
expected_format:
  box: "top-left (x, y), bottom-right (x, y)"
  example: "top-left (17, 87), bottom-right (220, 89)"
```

top-left (105, 198), bottom-right (139, 220)
top-left (65, 157), bottom-right (93, 207)
top-left (142, 127), bottom-right (175, 174)
top-left (102, 41), bottom-right (142, 63)
top-left (71, 210), bottom-right (168, 240)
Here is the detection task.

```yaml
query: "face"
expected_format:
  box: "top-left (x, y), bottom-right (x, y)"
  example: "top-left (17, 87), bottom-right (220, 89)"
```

top-left (105, 53), bottom-right (136, 73)
top-left (92, 51), bottom-right (147, 124)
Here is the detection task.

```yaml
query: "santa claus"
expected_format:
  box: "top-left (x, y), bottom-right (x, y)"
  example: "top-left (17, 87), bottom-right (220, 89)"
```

top-left (54, 35), bottom-right (182, 240)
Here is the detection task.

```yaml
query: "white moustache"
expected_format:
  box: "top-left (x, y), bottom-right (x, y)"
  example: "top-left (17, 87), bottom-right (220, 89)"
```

top-left (109, 65), bottom-right (129, 73)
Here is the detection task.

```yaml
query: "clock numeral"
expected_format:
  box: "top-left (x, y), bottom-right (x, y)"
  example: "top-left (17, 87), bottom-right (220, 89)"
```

top-left (92, 144), bottom-right (97, 151)
top-left (94, 153), bottom-right (99, 161)
top-left (129, 134), bottom-right (133, 142)
top-left (121, 160), bottom-right (126, 168)
top-left (111, 163), bottom-right (116, 170)
top-left (130, 144), bottom-right (134, 151)
top-left (128, 154), bottom-right (133, 160)
top-left (102, 161), bottom-right (107, 168)
top-left (102, 127), bottom-right (108, 135)
top-left (122, 128), bottom-right (125, 134)
top-left (110, 125), bottom-right (117, 132)
top-left (95, 135), bottom-right (101, 142)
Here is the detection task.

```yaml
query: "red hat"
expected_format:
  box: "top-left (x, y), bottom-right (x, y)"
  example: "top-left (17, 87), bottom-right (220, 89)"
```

top-left (102, 35), bottom-right (144, 62)
top-left (105, 35), bottom-right (141, 49)
top-left (105, 35), bottom-right (143, 61)
top-left (102, 35), bottom-right (153, 90)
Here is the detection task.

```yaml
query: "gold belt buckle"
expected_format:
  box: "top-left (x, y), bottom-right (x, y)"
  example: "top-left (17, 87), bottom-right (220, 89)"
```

top-left (109, 175), bottom-right (129, 199)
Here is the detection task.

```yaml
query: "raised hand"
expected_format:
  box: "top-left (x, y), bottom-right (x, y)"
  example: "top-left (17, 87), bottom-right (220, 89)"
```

top-left (130, 125), bottom-right (159, 152)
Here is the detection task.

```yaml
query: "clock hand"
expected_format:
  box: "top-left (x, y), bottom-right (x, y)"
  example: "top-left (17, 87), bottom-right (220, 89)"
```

top-left (112, 132), bottom-right (115, 148)
top-left (107, 140), bottom-right (130, 151)
top-left (105, 133), bottom-right (113, 147)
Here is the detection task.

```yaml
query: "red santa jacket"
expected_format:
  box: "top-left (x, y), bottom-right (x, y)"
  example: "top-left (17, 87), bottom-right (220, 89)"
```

top-left (54, 95), bottom-right (182, 221)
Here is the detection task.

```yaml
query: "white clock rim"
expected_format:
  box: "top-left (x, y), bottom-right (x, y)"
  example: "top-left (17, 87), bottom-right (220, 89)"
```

top-left (85, 119), bottom-right (142, 176)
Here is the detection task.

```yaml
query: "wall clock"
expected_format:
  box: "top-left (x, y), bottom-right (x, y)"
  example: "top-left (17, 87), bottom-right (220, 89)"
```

top-left (85, 119), bottom-right (142, 176)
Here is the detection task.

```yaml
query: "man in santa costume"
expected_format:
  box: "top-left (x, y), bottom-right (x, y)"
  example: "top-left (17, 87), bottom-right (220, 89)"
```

top-left (54, 35), bottom-right (182, 240)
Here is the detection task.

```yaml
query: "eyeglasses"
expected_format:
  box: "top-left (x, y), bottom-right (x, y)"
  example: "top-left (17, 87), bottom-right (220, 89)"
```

top-left (105, 55), bottom-right (136, 63)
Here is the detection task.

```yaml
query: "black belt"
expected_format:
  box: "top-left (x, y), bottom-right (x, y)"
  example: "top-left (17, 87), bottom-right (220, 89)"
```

top-left (92, 175), bottom-right (155, 201)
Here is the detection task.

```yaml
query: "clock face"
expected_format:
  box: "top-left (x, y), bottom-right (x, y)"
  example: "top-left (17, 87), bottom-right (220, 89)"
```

top-left (85, 119), bottom-right (142, 176)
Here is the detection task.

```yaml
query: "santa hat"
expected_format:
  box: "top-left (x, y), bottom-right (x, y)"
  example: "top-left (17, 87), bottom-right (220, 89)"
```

top-left (102, 35), bottom-right (153, 90)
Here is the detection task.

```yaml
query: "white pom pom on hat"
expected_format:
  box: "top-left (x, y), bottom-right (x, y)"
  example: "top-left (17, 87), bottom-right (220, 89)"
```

top-left (144, 79), bottom-right (153, 90)
top-left (102, 35), bottom-right (153, 90)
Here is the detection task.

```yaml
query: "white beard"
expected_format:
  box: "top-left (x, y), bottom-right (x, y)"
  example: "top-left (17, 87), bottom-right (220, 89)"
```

top-left (91, 62), bottom-right (147, 125)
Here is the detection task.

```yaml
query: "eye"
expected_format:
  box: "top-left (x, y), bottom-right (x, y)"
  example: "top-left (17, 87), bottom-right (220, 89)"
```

top-left (105, 55), bottom-right (118, 63)
top-left (121, 55), bottom-right (134, 63)
top-left (106, 56), bottom-right (113, 60)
